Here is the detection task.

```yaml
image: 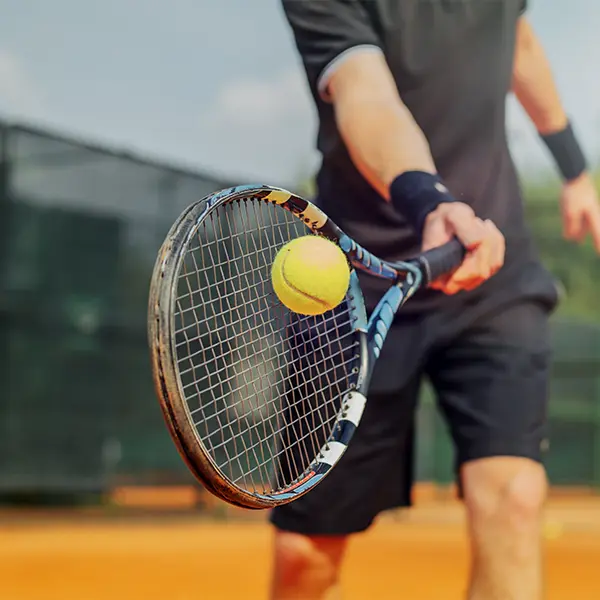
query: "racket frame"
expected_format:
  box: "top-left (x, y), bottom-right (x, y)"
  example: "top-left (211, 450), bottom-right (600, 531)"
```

top-left (149, 185), bottom-right (439, 509)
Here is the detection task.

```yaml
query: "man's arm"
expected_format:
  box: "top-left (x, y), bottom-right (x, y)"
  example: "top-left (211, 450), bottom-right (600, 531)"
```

top-left (327, 51), bottom-right (435, 198)
top-left (512, 17), bottom-right (600, 252)
top-left (512, 18), bottom-right (567, 134)
top-left (326, 52), bottom-right (504, 291)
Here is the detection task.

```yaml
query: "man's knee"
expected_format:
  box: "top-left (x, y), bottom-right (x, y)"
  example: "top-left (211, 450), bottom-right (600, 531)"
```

top-left (461, 457), bottom-right (547, 532)
top-left (272, 530), bottom-right (347, 594)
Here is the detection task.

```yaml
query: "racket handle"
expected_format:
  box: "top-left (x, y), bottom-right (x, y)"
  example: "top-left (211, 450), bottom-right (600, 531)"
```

top-left (418, 239), bottom-right (466, 285)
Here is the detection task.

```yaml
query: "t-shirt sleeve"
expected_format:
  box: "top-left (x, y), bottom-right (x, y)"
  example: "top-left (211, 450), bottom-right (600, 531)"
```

top-left (281, 0), bottom-right (384, 101)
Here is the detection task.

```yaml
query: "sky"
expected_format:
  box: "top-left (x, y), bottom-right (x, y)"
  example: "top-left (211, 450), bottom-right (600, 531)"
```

top-left (0, 0), bottom-right (598, 186)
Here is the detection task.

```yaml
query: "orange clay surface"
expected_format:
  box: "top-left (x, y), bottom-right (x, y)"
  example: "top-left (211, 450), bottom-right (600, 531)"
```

top-left (1, 492), bottom-right (600, 600)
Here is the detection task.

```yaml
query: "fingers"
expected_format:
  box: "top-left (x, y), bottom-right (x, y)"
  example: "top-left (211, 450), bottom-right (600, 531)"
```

top-left (485, 219), bottom-right (506, 271)
top-left (443, 214), bottom-right (504, 294)
top-left (584, 204), bottom-right (600, 253)
top-left (562, 202), bottom-right (586, 242)
top-left (421, 209), bottom-right (453, 252)
top-left (424, 204), bottom-right (505, 295)
top-left (561, 176), bottom-right (600, 252)
top-left (562, 197), bottom-right (600, 253)
top-left (439, 204), bottom-right (483, 250)
top-left (429, 274), bottom-right (451, 292)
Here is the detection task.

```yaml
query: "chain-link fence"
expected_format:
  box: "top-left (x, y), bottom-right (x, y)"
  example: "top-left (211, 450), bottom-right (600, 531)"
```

top-left (0, 122), bottom-right (236, 495)
top-left (0, 121), bottom-right (599, 499)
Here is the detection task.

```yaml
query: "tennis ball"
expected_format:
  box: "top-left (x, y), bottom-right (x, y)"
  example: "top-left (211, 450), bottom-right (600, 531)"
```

top-left (272, 236), bottom-right (350, 316)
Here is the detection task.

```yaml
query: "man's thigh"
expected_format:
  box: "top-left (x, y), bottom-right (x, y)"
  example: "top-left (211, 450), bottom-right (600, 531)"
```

top-left (427, 299), bottom-right (553, 467)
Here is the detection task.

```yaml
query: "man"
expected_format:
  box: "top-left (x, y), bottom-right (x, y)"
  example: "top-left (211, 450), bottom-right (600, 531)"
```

top-left (273, 1), bottom-right (600, 599)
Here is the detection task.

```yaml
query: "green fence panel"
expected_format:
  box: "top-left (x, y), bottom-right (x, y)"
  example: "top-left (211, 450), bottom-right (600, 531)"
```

top-left (0, 123), bottom-right (230, 494)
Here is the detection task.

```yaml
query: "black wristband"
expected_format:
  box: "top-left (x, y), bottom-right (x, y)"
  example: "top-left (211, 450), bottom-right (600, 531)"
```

top-left (389, 171), bottom-right (456, 236)
top-left (540, 121), bottom-right (587, 182)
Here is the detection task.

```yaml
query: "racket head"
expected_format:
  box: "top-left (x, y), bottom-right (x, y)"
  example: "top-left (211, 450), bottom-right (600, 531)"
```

top-left (148, 185), bottom-right (370, 509)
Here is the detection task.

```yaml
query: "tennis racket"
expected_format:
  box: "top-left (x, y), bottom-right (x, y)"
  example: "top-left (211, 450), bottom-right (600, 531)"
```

top-left (148, 184), bottom-right (464, 509)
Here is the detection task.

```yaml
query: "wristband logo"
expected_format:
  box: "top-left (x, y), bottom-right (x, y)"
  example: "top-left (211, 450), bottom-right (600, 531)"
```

top-left (434, 182), bottom-right (449, 194)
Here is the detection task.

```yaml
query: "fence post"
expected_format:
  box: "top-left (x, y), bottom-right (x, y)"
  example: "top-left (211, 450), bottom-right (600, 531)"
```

top-left (595, 364), bottom-right (600, 490)
top-left (0, 123), bottom-right (9, 277)
top-left (0, 122), bottom-right (12, 304)
top-left (0, 123), bottom-right (11, 497)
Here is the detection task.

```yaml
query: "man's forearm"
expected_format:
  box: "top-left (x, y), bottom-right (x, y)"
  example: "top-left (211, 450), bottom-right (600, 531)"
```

top-left (512, 18), bottom-right (588, 182)
top-left (335, 96), bottom-right (436, 199)
top-left (512, 18), bottom-right (567, 134)
top-left (328, 52), bottom-right (436, 199)
top-left (326, 51), bottom-right (463, 235)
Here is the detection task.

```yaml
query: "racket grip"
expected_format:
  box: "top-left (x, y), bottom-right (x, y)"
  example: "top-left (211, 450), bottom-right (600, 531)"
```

top-left (418, 239), bottom-right (466, 285)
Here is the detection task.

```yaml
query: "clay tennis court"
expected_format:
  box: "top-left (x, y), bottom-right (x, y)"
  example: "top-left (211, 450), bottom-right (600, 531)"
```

top-left (2, 489), bottom-right (600, 600)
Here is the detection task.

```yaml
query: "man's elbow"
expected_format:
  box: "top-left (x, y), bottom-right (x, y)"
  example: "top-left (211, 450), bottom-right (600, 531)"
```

top-left (327, 51), bottom-right (401, 113)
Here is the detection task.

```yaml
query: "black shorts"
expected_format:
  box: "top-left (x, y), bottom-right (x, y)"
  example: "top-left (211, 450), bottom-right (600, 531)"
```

top-left (270, 261), bottom-right (559, 536)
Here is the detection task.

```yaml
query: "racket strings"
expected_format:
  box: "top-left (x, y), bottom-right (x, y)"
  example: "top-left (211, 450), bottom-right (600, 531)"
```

top-left (177, 318), bottom-right (357, 394)
top-left (192, 230), bottom-right (337, 491)
top-left (174, 198), bottom-right (359, 496)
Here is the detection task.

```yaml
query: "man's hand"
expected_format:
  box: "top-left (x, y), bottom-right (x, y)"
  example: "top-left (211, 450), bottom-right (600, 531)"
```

top-left (422, 203), bottom-right (505, 294)
top-left (560, 173), bottom-right (600, 253)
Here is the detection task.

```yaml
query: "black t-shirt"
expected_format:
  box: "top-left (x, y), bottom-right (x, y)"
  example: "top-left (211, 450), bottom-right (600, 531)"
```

top-left (282, 0), bottom-right (556, 313)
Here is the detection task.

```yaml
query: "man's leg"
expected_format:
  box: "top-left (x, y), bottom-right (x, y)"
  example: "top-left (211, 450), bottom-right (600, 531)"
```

top-left (428, 297), bottom-right (553, 600)
top-left (462, 457), bottom-right (547, 600)
top-left (270, 532), bottom-right (347, 600)
top-left (269, 367), bottom-right (421, 600)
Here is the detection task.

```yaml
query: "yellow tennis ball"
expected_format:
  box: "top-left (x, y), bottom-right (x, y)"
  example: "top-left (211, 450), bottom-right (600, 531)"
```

top-left (272, 236), bottom-right (350, 316)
